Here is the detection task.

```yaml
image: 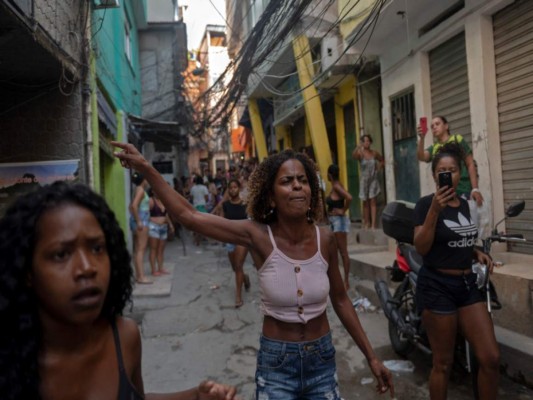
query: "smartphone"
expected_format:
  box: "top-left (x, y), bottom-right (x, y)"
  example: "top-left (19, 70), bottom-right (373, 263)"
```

top-left (419, 117), bottom-right (428, 135)
top-left (438, 171), bottom-right (452, 188)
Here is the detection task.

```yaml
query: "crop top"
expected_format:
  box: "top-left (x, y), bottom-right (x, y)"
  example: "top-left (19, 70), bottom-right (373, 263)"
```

top-left (414, 194), bottom-right (478, 270)
top-left (111, 319), bottom-right (144, 400)
top-left (222, 200), bottom-right (247, 220)
top-left (139, 190), bottom-right (150, 213)
top-left (326, 196), bottom-right (344, 212)
top-left (150, 201), bottom-right (167, 218)
top-left (258, 225), bottom-right (330, 324)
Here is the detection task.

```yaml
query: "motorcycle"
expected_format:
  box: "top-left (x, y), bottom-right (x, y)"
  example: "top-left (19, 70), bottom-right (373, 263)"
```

top-left (374, 199), bottom-right (526, 398)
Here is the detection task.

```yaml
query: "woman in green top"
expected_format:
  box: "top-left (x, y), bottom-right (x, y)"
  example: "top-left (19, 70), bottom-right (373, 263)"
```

top-left (417, 116), bottom-right (484, 206)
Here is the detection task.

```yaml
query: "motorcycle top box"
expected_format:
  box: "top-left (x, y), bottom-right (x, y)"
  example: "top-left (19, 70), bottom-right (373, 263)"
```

top-left (381, 201), bottom-right (415, 244)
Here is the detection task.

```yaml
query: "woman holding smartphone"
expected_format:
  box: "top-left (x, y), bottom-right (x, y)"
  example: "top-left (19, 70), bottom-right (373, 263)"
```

top-left (413, 142), bottom-right (497, 400)
top-left (416, 116), bottom-right (483, 206)
top-left (351, 134), bottom-right (384, 229)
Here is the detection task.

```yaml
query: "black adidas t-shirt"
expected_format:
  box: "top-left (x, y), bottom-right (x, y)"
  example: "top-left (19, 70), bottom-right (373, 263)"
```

top-left (414, 194), bottom-right (478, 270)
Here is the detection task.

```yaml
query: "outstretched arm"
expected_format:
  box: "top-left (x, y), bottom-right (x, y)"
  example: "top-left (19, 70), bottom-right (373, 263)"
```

top-left (324, 230), bottom-right (394, 397)
top-left (112, 141), bottom-right (253, 247)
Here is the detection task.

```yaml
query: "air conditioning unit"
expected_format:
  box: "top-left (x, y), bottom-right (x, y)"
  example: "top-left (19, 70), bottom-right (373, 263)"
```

top-left (94, 0), bottom-right (120, 9)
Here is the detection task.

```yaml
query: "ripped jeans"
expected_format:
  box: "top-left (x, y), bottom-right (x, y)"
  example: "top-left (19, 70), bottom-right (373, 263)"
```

top-left (255, 332), bottom-right (341, 400)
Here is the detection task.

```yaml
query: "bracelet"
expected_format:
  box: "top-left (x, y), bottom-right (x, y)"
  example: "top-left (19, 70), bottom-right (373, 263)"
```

top-left (471, 188), bottom-right (480, 194)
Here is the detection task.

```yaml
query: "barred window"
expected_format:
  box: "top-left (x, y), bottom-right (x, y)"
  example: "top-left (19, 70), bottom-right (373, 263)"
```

top-left (390, 89), bottom-right (415, 141)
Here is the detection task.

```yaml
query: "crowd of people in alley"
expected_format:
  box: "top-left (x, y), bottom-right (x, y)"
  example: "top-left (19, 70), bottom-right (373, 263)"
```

top-left (0, 115), bottom-right (504, 400)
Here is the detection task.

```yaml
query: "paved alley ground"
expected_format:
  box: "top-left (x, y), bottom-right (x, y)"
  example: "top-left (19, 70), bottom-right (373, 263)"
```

top-left (128, 231), bottom-right (533, 400)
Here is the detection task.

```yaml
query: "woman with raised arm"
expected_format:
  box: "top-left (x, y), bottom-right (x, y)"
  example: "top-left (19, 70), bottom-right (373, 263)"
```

top-left (113, 141), bottom-right (394, 400)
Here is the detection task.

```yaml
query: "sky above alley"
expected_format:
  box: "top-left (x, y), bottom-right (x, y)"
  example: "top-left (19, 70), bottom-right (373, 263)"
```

top-left (184, 0), bottom-right (226, 50)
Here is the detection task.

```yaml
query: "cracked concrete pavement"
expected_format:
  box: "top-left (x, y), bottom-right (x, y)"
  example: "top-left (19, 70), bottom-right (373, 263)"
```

top-left (128, 232), bottom-right (533, 400)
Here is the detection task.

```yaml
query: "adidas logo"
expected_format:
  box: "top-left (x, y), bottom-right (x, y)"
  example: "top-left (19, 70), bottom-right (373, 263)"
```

top-left (444, 212), bottom-right (477, 248)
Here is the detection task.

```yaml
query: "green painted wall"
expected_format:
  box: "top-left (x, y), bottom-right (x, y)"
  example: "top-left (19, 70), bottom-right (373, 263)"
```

top-left (91, 0), bottom-right (147, 234)
top-left (93, 1), bottom-right (145, 114)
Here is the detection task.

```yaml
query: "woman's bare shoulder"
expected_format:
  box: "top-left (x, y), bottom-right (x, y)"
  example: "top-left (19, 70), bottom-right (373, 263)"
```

top-left (115, 317), bottom-right (142, 359)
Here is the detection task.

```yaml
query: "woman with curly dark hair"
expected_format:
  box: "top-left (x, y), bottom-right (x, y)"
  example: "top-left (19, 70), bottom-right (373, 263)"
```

top-left (0, 181), bottom-right (237, 400)
top-left (414, 142), bottom-right (495, 399)
top-left (113, 142), bottom-right (394, 400)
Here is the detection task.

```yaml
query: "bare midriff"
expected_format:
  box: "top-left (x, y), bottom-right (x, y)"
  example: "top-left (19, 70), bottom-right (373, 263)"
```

top-left (262, 312), bottom-right (330, 342)
top-left (436, 268), bottom-right (472, 276)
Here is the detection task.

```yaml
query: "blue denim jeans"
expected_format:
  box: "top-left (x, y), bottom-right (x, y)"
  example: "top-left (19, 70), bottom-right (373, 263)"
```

top-left (255, 332), bottom-right (341, 400)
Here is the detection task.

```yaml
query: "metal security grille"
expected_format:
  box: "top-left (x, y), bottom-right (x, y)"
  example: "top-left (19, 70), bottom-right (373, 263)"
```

top-left (429, 32), bottom-right (472, 145)
top-left (493, 0), bottom-right (533, 254)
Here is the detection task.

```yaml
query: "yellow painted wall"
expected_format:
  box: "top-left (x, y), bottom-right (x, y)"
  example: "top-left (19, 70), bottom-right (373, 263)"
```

top-left (339, 0), bottom-right (376, 39)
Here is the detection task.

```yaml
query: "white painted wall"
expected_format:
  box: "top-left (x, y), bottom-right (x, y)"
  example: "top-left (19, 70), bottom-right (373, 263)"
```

top-left (377, 0), bottom-right (514, 237)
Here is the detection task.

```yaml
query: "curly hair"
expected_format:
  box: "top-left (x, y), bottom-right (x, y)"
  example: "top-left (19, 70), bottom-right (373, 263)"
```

top-left (247, 149), bottom-right (323, 223)
top-left (0, 181), bottom-right (132, 399)
top-left (431, 141), bottom-right (464, 174)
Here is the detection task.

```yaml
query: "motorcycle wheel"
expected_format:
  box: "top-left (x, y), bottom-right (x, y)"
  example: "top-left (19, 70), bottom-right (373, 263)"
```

top-left (388, 283), bottom-right (416, 357)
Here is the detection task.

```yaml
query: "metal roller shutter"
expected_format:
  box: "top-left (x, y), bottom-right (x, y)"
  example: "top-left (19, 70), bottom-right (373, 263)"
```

top-left (429, 32), bottom-right (472, 145)
top-left (493, 0), bottom-right (533, 254)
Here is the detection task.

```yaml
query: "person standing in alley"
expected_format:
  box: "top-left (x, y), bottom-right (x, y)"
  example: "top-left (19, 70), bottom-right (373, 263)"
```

top-left (221, 178), bottom-right (251, 308)
top-left (129, 172), bottom-right (152, 284)
top-left (189, 175), bottom-right (209, 246)
top-left (352, 134), bottom-right (384, 229)
top-left (326, 164), bottom-right (353, 291)
top-left (113, 141), bottom-right (394, 400)
top-left (417, 116), bottom-right (483, 206)
top-left (413, 142), bottom-right (496, 400)
top-left (148, 189), bottom-right (174, 277)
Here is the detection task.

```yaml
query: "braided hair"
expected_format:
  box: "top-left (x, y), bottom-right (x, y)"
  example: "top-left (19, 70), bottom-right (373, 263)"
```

top-left (246, 149), bottom-right (323, 223)
top-left (0, 181), bottom-right (132, 399)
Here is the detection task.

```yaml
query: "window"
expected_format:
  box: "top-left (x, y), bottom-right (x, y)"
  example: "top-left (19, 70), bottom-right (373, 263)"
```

top-left (390, 89), bottom-right (415, 141)
top-left (124, 19), bottom-right (132, 62)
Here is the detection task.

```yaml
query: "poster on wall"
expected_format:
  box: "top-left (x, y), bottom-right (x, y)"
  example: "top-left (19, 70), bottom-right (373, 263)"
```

top-left (0, 159), bottom-right (80, 216)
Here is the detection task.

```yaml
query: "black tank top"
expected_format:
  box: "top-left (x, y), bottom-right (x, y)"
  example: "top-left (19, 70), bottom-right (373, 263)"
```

top-left (222, 200), bottom-right (247, 220)
top-left (111, 319), bottom-right (144, 400)
top-left (326, 196), bottom-right (344, 212)
top-left (150, 201), bottom-right (167, 218)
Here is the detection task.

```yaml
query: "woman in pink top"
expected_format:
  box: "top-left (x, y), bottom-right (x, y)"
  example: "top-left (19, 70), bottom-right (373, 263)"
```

top-left (113, 142), bottom-right (393, 400)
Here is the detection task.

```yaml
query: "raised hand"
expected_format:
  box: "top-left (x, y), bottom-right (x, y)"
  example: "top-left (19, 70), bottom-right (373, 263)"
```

top-left (111, 141), bottom-right (150, 172)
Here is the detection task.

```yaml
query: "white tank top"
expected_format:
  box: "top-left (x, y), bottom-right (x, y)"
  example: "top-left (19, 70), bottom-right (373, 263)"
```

top-left (258, 225), bottom-right (330, 324)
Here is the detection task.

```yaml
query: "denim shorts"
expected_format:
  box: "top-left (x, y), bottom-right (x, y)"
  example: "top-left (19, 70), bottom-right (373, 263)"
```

top-left (416, 266), bottom-right (484, 314)
top-left (129, 210), bottom-right (150, 231)
top-left (148, 221), bottom-right (168, 240)
top-left (328, 215), bottom-right (350, 233)
top-left (226, 243), bottom-right (236, 253)
top-left (255, 332), bottom-right (341, 400)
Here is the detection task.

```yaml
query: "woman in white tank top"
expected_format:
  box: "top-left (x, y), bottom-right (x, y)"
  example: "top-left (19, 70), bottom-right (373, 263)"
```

top-left (113, 142), bottom-right (394, 400)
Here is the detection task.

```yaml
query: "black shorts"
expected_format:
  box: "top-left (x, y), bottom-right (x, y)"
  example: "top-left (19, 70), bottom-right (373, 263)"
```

top-left (416, 266), bottom-right (484, 314)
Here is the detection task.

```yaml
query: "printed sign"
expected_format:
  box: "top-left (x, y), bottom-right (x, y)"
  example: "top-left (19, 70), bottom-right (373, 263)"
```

top-left (0, 159), bottom-right (80, 216)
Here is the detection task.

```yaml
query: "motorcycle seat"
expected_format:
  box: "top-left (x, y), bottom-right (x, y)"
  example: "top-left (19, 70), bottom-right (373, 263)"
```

top-left (399, 243), bottom-right (423, 275)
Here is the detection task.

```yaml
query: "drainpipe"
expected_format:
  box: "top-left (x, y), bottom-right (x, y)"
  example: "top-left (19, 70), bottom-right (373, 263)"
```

top-left (356, 83), bottom-right (364, 139)
top-left (81, 3), bottom-right (94, 187)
